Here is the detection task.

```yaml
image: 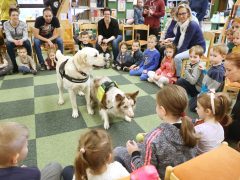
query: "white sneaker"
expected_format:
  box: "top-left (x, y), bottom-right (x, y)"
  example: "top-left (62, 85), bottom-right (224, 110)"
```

top-left (147, 78), bottom-right (154, 82)
top-left (116, 66), bottom-right (121, 70)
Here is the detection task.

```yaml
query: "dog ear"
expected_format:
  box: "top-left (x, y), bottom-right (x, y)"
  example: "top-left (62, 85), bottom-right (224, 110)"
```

top-left (115, 94), bottom-right (124, 102)
top-left (126, 90), bottom-right (139, 101)
top-left (56, 50), bottom-right (64, 60)
top-left (79, 53), bottom-right (88, 63)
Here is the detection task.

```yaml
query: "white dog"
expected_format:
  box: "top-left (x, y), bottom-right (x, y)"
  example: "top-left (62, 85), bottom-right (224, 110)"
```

top-left (90, 76), bottom-right (139, 129)
top-left (56, 47), bottom-right (106, 118)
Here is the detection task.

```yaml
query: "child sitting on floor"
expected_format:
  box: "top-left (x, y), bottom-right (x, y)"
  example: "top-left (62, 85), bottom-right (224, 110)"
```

top-left (114, 85), bottom-right (198, 179)
top-left (195, 92), bottom-right (232, 155)
top-left (78, 31), bottom-right (93, 50)
top-left (225, 28), bottom-right (234, 53)
top-left (129, 40), bottom-right (144, 71)
top-left (16, 46), bottom-right (37, 75)
top-left (176, 45), bottom-right (204, 97)
top-left (113, 41), bottom-right (132, 71)
top-left (0, 51), bottom-right (13, 76)
top-left (232, 29), bottom-right (240, 53)
top-left (45, 48), bottom-right (57, 70)
top-left (99, 41), bottom-right (112, 69)
top-left (189, 44), bottom-right (228, 112)
top-left (129, 35), bottom-right (160, 81)
top-left (61, 129), bottom-right (129, 180)
top-left (0, 122), bottom-right (63, 180)
top-left (147, 44), bottom-right (177, 88)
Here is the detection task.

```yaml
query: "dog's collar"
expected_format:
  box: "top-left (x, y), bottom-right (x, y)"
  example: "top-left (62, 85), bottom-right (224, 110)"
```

top-left (59, 59), bottom-right (89, 83)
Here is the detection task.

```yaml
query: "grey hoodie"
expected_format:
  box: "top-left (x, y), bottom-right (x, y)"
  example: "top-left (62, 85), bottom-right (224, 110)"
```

top-left (131, 123), bottom-right (197, 179)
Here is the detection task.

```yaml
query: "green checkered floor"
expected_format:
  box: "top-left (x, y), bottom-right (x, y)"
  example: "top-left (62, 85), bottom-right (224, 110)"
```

top-left (0, 68), bottom-right (169, 169)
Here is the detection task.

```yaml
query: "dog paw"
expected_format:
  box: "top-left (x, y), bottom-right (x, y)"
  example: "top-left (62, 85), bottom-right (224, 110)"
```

top-left (125, 116), bottom-right (132, 122)
top-left (87, 108), bottom-right (94, 115)
top-left (104, 121), bottom-right (110, 129)
top-left (72, 111), bottom-right (79, 118)
top-left (58, 99), bottom-right (64, 105)
top-left (78, 91), bottom-right (84, 96)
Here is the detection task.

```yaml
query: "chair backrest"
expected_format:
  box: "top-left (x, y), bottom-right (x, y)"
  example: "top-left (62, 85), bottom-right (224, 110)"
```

top-left (165, 144), bottom-right (240, 180)
top-left (79, 23), bottom-right (97, 33)
top-left (203, 31), bottom-right (215, 58)
top-left (133, 24), bottom-right (149, 46)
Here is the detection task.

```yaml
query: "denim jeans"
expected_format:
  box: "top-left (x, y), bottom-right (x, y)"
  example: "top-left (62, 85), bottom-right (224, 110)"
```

top-left (174, 50), bottom-right (189, 77)
top-left (34, 37), bottom-right (64, 65)
top-left (18, 66), bottom-right (31, 73)
top-left (6, 39), bottom-right (32, 71)
top-left (96, 35), bottom-right (123, 60)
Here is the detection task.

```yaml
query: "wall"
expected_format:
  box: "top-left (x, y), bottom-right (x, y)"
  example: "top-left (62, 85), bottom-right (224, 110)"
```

top-left (107, 1), bottom-right (134, 20)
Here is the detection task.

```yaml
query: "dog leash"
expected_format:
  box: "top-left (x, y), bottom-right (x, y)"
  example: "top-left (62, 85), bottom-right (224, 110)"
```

top-left (59, 59), bottom-right (89, 83)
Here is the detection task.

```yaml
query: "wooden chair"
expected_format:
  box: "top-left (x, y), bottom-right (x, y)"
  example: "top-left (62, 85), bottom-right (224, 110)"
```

top-left (122, 24), bottom-right (134, 46)
top-left (164, 143), bottom-right (240, 180)
top-left (223, 78), bottom-right (240, 99)
top-left (133, 24), bottom-right (149, 47)
top-left (61, 20), bottom-right (75, 54)
top-left (79, 23), bottom-right (98, 45)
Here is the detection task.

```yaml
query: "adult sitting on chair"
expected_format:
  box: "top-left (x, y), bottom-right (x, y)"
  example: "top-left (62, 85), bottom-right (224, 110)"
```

top-left (96, 7), bottom-right (122, 61)
top-left (4, 8), bottom-right (32, 73)
top-left (173, 4), bottom-right (205, 78)
top-left (33, 7), bottom-right (63, 70)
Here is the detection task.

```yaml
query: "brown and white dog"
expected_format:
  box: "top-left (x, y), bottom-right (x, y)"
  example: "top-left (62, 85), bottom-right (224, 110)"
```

top-left (90, 76), bottom-right (139, 129)
top-left (56, 47), bottom-right (106, 118)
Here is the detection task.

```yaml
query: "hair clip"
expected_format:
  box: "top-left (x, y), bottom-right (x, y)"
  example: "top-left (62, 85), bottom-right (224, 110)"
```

top-left (209, 89), bottom-right (216, 115)
top-left (80, 148), bottom-right (85, 153)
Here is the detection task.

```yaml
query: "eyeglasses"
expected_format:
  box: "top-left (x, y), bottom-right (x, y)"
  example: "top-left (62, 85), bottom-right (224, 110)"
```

top-left (104, 13), bottom-right (111, 16)
top-left (177, 12), bottom-right (188, 16)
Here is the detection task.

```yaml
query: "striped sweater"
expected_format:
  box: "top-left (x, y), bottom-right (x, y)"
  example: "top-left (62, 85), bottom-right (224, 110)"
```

top-left (131, 123), bottom-right (197, 179)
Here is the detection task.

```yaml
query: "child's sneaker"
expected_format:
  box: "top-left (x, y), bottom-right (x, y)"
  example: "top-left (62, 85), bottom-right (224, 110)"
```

top-left (147, 78), bottom-right (154, 82)
top-left (39, 64), bottom-right (46, 71)
top-left (116, 65), bottom-right (121, 70)
top-left (123, 66), bottom-right (129, 72)
top-left (31, 70), bottom-right (37, 75)
top-left (112, 63), bottom-right (116, 68)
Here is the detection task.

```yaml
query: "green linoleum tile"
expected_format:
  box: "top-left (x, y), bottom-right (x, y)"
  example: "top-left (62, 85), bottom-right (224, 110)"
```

top-left (105, 120), bottom-right (144, 147)
top-left (92, 68), bottom-right (120, 77)
top-left (0, 80), bottom-right (2, 88)
top-left (135, 95), bottom-right (156, 118)
top-left (1, 115), bottom-right (36, 140)
top-left (34, 94), bottom-right (86, 114)
top-left (22, 139), bottom-right (37, 167)
top-left (0, 99), bottom-right (34, 120)
top-left (34, 74), bottom-right (57, 86)
top-left (108, 75), bottom-right (132, 85)
top-left (34, 83), bottom-right (59, 97)
top-left (35, 109), bottom-right (87, 138)
top-left (3, 73), bottom-right (32, 80)
top-left (135, 82), bottom-right (160, 95)
top-left (0, 86), bottom-right (34, 102)
top-left (1, 77), bottom-right (33, 89)
top-left (122, 74), bottom-right (142, 84)
top-left (36, 128), bottom-right (89, 169)
top-left (79, 106), bottom-right (123, 128)
top-left (119, 84), bottom-right (147, 97)
top-left (134, 114), bottom-right (162, 133)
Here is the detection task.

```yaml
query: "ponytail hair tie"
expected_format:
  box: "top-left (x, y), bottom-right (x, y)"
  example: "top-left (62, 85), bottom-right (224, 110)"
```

top-left (80, 148), bottom-right (85, 153)
top-left (181, 112), bottom-right (186, 117)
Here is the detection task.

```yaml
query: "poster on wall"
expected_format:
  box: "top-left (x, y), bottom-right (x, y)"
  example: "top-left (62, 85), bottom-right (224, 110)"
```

top-left (118, 0), bottom-right (126, 12)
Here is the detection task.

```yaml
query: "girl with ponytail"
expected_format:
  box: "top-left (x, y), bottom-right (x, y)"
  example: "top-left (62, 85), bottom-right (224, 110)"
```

top-left (62, 129), bottom-right (129, 180)
top-left (195, 91), bottom-right (232, 154)
top-left (114, 84), bottom-right (199, 179)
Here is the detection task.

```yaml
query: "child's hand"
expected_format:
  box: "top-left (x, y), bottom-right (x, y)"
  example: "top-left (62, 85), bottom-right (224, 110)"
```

top-left (134, 66), bottom-right (139, 70)
top-left (129, 65), bottom-right (136, 70)
top-left (185, 64), bottom-right (191, 70)
top-left (126, 140), bottom-right (139, 155)
top-left (143, 70), bottom-right (147, 74)
top-left (143, 9), bottom-right (149, 14)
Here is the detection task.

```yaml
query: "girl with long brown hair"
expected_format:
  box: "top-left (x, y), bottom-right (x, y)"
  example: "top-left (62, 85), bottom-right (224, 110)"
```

top-left (0, 50), bottom-right (13, 76)
top-left (114, 84), bottom-right (199, 179)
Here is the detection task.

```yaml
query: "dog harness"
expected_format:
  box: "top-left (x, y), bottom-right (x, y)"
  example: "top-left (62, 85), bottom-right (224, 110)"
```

top-left (59, 59), bottom-right (89, 83)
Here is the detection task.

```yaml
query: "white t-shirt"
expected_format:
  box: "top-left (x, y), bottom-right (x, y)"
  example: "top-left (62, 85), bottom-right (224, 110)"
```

top-left (195, 121), bottom-right (224, 155)
top-left (73, 161), bottom-right (129, 180)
